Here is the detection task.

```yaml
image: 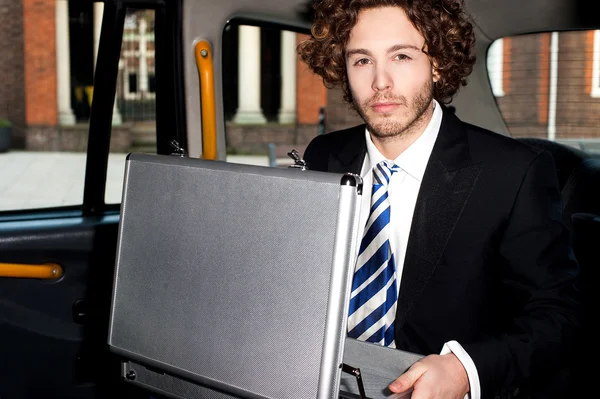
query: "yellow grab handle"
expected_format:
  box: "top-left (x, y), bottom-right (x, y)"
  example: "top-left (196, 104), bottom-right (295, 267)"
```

top-left (0, 263), bottom-right (64, 280)
top-left (194, 40), bottom-right (217, 160)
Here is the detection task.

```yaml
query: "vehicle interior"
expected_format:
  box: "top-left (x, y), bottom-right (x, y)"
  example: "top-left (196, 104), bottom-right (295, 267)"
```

top-left (0, 0), bottom-right (599, 397)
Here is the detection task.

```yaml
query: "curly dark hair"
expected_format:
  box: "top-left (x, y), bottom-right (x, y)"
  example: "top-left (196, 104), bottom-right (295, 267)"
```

top-left (297, 0), bottom-right (476, 105)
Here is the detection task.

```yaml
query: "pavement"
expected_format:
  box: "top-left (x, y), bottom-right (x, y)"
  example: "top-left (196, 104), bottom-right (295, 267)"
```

top-left (0, 151), bottom-right (270, 212)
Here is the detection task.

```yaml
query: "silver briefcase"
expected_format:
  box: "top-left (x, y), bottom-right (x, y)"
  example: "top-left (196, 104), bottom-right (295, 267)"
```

top-left (107, 153), bottom-right (364, 398)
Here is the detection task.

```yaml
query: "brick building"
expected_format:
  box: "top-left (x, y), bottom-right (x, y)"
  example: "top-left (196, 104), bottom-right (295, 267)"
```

top-left (1, 1), bottom-right (599, 154)
top-left (227, 28), bottom-right (600, 154)
top-left (493, 32), bottom-right (600, 147)
top-left (223, 29), bottom-right (329, 154)
top-left (0, 0), bottom-right (27, 149)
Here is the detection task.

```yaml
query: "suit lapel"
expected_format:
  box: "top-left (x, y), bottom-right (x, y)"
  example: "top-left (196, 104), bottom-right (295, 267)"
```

top-left (395, 109), bottom-right (483, 330)
top-left (326, 116), bottom-right (483, 331)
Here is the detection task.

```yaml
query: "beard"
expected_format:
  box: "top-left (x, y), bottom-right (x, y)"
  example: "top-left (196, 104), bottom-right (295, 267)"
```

top-left (352, 79), bottom-right (434, 141)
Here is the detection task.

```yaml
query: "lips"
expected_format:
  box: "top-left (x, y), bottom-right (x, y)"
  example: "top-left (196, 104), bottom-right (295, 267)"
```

top-left (371, 102), bottom-right (401, 113)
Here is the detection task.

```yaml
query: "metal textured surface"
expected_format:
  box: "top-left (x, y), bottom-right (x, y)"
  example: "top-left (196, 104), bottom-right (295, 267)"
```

top-left (339, 339), bottom-right (423, 398)
top-left (123, 361), bottom-right (240, 399)
top-left (122, 336), bottom-right (424, 399)
top-left (108, 154), bottom-right (360, 398)
top-left (318, 184), bottom-right (363, 398)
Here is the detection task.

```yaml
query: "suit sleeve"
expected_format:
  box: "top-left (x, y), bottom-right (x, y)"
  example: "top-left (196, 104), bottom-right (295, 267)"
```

top-left (303, 134), bottom-right (329, 172)
top-left (462, 150), bottom-right (581, 397)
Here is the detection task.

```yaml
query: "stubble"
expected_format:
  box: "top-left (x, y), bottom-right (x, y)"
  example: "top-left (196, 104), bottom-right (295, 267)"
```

top-left (352, 79), bottom-right (434, 143)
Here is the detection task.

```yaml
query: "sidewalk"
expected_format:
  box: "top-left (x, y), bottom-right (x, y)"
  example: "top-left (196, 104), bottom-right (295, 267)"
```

top-left (0, 151), bottom-right (270, 212)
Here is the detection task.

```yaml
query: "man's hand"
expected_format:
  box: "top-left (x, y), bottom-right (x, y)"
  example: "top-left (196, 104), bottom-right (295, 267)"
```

top-left (388, 353), bottom-right (469, 399)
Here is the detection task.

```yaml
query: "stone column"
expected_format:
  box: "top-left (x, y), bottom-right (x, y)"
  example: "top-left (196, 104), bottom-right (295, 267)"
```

top-left (277, 30), bottom-right (297, 124)
top-left (547, 32), bottom-right (559, 141)
top-left (55, 0), bottom-right (75, 125)
top-left (93, 2), bottom-right (103, 67)
top-left (233, 25), bottom-right (266, 124)
top-left (93, 2), bottom-right (122, 125)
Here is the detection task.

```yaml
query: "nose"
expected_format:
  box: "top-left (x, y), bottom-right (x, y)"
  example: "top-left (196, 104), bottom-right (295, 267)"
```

top-left (372, 65), bottom-right (392, 92)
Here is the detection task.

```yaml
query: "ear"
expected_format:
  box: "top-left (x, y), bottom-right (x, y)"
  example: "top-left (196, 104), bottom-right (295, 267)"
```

top-left (431, 59), bottom-right (440, 83)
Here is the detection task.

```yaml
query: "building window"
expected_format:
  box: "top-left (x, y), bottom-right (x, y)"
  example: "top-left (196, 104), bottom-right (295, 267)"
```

top-left (487, 39), bottom-right (505, 97)
top-left (148, 74), bottom-right (156, 93)
top-left (120, 12), bottom-right (155, 100)
top-left (128, 73), bottom-right (138, 93)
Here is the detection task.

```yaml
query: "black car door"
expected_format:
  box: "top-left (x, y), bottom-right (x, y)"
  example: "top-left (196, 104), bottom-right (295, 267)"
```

top-left (0, 0), bottom-right (186, 397)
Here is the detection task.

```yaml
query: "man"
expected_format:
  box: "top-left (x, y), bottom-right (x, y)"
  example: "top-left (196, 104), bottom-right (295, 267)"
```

top-left (297, 1), bottom-right (580, 398)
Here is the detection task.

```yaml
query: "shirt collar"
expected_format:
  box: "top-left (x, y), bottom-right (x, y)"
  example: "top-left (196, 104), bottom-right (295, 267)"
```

top-left (363, 99), bottom-right (442, 181)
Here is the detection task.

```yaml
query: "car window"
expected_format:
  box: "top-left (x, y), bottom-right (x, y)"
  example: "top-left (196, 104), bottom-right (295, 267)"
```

top-left (0, 2), bottom-right (158, 213)
top-left (222, 23), bottom-right (332, 167)
top-left (0, 0), bottom-right (96, 212)
top-left (487, 31), bottom-right (600, 155)
top-left (0, 0), bottom-right (156, 212)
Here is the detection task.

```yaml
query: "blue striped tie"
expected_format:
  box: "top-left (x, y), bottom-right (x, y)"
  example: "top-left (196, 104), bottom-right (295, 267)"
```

top-left (347, 160), bottom-right (399, 347)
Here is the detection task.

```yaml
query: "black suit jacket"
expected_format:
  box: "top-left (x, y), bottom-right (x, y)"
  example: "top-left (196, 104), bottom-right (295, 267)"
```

top-left (303, 106), bottom-right (580, 398)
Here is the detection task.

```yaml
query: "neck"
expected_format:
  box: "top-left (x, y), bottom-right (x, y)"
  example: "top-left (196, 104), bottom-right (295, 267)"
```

top-left (371, 101), bottom-right (435, 160)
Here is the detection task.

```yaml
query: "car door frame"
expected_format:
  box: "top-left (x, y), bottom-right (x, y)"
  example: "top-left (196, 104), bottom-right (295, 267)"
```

top-left (0, 0), bottom-right (186, 397)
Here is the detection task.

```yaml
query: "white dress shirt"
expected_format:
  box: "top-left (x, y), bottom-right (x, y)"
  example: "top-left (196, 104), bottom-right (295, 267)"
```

top-left (356, 100), bottom-right (481, 399)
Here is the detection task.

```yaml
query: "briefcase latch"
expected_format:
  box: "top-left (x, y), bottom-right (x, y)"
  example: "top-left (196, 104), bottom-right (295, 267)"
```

top-left (287, 149), bottom-right (308, 170)
top-left (169, 139), bottom-right (188, 157)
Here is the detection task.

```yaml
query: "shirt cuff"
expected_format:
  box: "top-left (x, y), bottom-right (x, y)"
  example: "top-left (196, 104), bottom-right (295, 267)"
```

top-left (440, 340), bottom-right (481, 399)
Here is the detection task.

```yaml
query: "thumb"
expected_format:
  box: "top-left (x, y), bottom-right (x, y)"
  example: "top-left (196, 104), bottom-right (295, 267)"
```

top-left (388, 362), bottom-right (427, 393)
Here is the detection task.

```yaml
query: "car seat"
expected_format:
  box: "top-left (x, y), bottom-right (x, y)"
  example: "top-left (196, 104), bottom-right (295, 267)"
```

top-left (517, 137), bottom-right (600, 398)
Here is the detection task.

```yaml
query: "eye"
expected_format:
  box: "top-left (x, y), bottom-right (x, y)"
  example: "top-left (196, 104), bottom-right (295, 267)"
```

top-left (353, 58), bottom-right (372, 66)
top-left (395, 54), bottom-right (412, 61)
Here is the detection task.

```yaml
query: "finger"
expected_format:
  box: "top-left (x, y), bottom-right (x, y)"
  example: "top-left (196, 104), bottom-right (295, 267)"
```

top-left (389, 387), bottom-right (414, 398)
top-left (388, 362), bottom-right (427, 393)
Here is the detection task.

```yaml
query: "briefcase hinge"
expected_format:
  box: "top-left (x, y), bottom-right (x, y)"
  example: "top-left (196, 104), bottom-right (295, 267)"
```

top-left (287, 149), bottom-right (308, 170)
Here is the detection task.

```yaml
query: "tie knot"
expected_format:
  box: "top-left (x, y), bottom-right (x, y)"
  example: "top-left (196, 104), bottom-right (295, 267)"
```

top-left (373, 161), bottom-right (400, 187)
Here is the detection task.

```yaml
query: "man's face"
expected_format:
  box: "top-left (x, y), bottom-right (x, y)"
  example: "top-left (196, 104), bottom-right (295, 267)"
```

top-left (345, 6), bottom-right (439, 140)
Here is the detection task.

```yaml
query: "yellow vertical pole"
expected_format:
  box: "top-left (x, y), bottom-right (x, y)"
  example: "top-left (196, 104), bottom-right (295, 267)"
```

top-left (194, 40), bottom-right (217, 160)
